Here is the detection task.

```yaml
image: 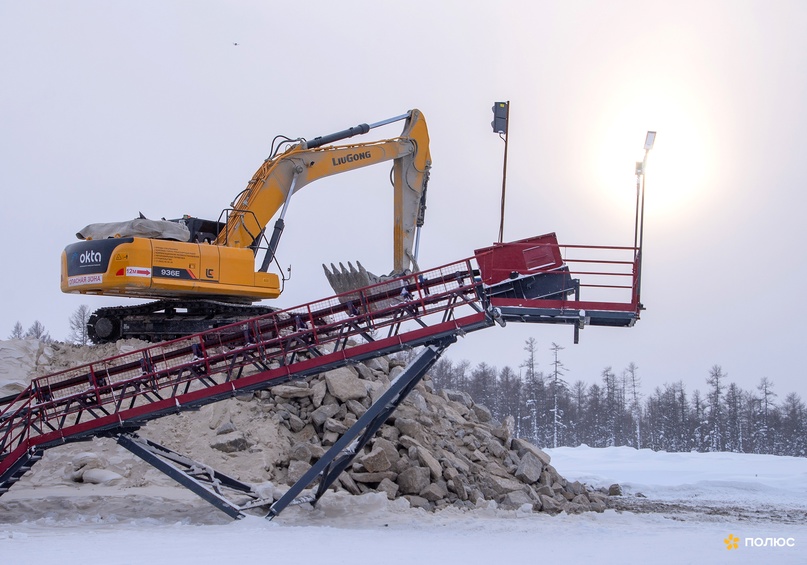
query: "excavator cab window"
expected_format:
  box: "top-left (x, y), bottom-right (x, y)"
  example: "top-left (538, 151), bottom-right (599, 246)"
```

top-left (169, 217), bottom-right (224, 244)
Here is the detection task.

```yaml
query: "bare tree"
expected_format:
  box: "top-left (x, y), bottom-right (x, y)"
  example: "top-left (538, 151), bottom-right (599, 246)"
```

top-left (625, 362), bottom-right (642, 448)
top-left (521, 337), bottom-right (538, 382)
top-left (521, 338), bottom-right (546, 445)
top-left (469, 362), bottom-right (497, 409)
top-left (723, 382), bottom-right (744, 452)
top-left (429, 357), bottom-right (454, 391)
top-left (754, 377), bottom-right (778, 453)
top-left (601, 366), bottom-right (619, 446)
top-left (706, 365), bottom-right (726, 452)
top-left (68, 304), bottom-right (92, 345)
top-left (24, 320), bottom-right (51, 342)
top-left (780, 392), bottom-right (806, 457)
top-left (9, 321), bottom-right (24, 339)
top-left (495, 366), bottom-right (522, 431)
top-left (549, 343), bottom-right (567, 448)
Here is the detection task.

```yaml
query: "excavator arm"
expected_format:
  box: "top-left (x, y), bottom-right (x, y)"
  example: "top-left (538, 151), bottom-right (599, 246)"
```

top-left (216, 110), bottom-right (431, 282)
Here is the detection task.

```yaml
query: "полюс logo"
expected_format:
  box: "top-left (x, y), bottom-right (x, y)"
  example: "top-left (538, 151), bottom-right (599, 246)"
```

top-left (724, 534), bottom-right (739, 550)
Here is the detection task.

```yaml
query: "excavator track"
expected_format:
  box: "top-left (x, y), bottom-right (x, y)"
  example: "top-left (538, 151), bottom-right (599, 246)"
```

top-left (88, 300), bottom-right (276, 344)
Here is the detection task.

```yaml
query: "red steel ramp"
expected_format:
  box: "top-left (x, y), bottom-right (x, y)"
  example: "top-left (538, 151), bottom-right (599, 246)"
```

top-left (1, 235), bottom-right (641, 514)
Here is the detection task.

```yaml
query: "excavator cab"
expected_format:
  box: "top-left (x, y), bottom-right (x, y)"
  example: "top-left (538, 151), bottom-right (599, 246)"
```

top-left (170, 216), bottom-right (224, 244)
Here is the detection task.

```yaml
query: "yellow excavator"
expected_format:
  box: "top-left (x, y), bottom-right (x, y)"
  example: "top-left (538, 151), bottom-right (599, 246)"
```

top-left (61, 110), bottom-right (431, 343)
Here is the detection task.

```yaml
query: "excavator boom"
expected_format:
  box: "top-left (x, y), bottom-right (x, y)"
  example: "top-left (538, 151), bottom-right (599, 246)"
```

top-left (218, 109), bottom-right (431, 279)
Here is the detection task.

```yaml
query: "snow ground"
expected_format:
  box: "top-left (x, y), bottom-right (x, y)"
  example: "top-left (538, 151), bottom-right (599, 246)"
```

top-left (2, 446), bottom-right (805, 565)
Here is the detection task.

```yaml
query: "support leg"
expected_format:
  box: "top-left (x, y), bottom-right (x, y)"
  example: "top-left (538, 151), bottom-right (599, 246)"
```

top-left (117, 433), bottom-right (270, 519)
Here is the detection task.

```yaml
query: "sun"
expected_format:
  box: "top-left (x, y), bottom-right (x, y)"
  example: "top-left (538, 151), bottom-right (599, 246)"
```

top-left (585, 79), bottom-right (717, 230)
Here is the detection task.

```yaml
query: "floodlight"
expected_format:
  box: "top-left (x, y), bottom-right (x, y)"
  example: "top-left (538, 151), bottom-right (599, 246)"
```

top-left (644, 131), bottom-right (656, 151)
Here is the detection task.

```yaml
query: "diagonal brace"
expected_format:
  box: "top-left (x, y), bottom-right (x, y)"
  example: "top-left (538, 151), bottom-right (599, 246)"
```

top-left (116, 433), bottom-right (269, 519)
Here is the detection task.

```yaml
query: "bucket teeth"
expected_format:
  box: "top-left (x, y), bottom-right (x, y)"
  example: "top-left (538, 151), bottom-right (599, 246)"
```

top-left (323, 260), bottom-right (409, 315)
top-left (323, 261), bottom-right (377, 297)
top-left (323, 260), bottom-right (392, 298)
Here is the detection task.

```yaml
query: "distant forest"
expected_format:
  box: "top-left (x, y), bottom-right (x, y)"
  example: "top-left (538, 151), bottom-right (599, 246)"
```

top-left (422, 338), bottom-right (807, 458)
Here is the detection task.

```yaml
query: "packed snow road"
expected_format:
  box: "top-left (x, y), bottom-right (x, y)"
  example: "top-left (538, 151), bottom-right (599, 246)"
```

top-left (2, 446), bottom-right (805, 565)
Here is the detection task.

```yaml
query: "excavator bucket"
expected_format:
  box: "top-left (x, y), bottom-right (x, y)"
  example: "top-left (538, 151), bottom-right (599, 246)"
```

top-left (323, 261), bottom-right (381, 296)
top-left (323, 261), bottom-right (404, 312)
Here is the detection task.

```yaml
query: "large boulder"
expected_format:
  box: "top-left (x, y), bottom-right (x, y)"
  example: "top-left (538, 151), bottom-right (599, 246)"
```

top-left (360, 446), bottom-right (392, 473)
top-left (416, 447), bottom-right (442, 480)
top-left (515, 452), bottom-right (544, 484)
top-left (81, 468), bottom-right (123, 485)
top-left (210, 431), bottom-right (251, 453)
top-left (511, 438), bottom-right (551, 466)
top-left (539, 494), bottom-right (563, 514)
top-left (364, 356), bottom-right (389, 374)
top-left (397, 466), bottom-right (430, 495)
top-left (480, 474), bottom-right (525, 498)
top-left (271, 384), bottom-right (313, 399)
top-left (501, 490), bottom-right (534, 509)
top-left (377, 477), bottom-right (399, 500)
top-left (324, 367), bottom-right (367, 402)
top-left (443, 389), bottom-right (474, 408)
top-left (420, 481), bottom-right (449, 502)
top-left (310, 403), bottom-right (340, 427)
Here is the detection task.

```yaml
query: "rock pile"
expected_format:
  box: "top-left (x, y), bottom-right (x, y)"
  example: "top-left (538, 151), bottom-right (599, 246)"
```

top-left (3, 339), bottom-right (613, 515)
top-left (146, 353), bottom-right (609, 514)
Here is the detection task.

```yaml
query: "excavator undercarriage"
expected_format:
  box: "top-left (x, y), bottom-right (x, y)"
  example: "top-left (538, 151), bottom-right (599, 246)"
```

top-left (87, 299), bottom-right (277, 344)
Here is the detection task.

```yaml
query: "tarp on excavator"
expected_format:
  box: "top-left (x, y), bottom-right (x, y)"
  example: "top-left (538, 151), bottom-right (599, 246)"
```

top-left (76, 218), bottom-right (190, 241)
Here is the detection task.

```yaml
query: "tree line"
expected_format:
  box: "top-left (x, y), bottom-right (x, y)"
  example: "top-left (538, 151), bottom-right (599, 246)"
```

top-left (8, 305), bottom-right (91, 345)
top-left (427, 338), bottom-right (806, 458)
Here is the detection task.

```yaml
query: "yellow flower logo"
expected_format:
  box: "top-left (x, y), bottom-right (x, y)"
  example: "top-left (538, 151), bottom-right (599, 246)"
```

top-left (724, 534), bottom-right (740, 550)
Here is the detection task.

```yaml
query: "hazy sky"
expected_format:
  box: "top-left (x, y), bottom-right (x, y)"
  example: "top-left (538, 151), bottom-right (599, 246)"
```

top-left (2, 1), bottom-right (805, 399)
